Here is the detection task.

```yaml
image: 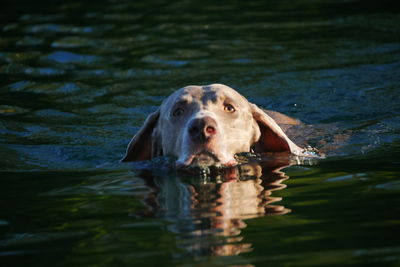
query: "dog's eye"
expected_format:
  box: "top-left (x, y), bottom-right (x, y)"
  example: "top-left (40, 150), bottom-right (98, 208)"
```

top-left (172, 108), bottom-right (184, 117)
top-left (224, 104), bottom-right (236, 113)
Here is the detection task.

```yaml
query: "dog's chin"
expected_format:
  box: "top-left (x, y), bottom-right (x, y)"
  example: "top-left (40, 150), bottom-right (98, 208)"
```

top-left (191, 152), bottom-right (219, 167)
top-left (176, 151), bottom-right (237, 168)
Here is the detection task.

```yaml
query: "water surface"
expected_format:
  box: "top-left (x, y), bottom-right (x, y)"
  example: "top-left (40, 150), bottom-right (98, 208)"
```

top-left (1, 0), bottom-right (400, 266)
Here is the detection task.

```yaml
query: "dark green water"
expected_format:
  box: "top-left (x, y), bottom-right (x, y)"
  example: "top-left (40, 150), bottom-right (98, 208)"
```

top-left (1, 0), bottom-right (400, 266)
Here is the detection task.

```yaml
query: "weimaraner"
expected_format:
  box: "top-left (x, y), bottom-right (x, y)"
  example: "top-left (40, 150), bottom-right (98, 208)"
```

top-left (122, 84), bottom-right (311, 167)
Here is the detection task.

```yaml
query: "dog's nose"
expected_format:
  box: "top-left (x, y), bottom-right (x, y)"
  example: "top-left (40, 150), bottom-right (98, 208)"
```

top-left (188, 116), bottom-right (217, 143)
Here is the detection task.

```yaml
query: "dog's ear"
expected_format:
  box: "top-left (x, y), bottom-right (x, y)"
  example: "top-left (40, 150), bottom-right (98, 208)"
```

top-left (121, 109), bottom-right (160, 162)
top-left (250, 104), bottom-right (302, 154)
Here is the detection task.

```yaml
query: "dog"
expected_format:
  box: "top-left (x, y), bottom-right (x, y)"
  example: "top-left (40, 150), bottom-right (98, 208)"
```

top-left (122, 84), bottom-right (310, 167)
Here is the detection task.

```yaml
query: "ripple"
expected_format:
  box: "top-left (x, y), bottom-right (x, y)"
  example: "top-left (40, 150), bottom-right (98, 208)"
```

top-left (375, 181), bottom-right (400, 190)
top-left (24, 67), bottom-right (66, 76)
top-left (0, 51), bottom-right (41, 63)
top-left (142, 55), bottom-right (189, 67)
top-left (16, 36), bottom-right (45, 46)
top-left (33, 109), bottom-right (78, 120)
top-left (51, 37), bottom-right (90, 48)
top-left (51, 36), bottom-right (134, 53)
top-left (0, 105), bottom-right (29, 115)
top-left (25, 23), bottom-right (93, 34)
top-left (20, 14), bottom-right (65, 23)
top-left (325, 173), bottom-right (368, 182)
top-left (43, 51), bottom-right (100, 64)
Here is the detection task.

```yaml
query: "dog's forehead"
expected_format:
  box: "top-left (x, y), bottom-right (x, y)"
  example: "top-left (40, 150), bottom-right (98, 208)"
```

top-left (160, 84), bottom-right (250, 114)
top-left (177, 84), bottom-right (245, 104)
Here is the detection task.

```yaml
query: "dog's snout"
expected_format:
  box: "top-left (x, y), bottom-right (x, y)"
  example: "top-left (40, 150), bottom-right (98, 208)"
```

top-left (188, 116), bottom-right (217, 143)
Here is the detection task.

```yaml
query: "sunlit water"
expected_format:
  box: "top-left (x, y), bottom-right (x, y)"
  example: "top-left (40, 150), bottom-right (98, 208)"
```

top-left (1, 0), bottom-right (400, 266)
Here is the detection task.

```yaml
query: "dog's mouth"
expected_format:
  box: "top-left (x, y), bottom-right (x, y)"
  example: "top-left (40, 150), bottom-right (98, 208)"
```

top-left (191, 151), bottom-right (219, 167)
top-left (177, 150), bottom-right (237, 168)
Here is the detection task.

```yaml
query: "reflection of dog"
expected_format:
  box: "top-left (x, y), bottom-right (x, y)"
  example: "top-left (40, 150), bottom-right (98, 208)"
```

top-left (122, 84), bottom-right (310, 167)
top-left (134, 157), bottom-right (291, 257)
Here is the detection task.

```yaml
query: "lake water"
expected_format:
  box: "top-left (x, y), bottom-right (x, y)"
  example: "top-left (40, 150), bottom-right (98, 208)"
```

top-left (1, 0), bottom-right (400, 266)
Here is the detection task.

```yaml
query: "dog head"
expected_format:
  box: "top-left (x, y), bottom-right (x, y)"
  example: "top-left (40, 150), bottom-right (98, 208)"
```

top-left (122, 84), bottom-right (302, 167)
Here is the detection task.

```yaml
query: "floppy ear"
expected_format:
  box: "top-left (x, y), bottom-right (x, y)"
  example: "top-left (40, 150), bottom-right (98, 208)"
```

top-left (121, 109), bottom-right (160, 162)
top-left (250, 104), bottom-right (302, 154)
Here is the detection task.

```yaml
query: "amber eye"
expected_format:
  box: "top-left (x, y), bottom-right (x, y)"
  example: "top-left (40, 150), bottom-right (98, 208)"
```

top-left (224, 104), bottom-right (236, 113)
top-left (172, 107), bottom-right (184, 117)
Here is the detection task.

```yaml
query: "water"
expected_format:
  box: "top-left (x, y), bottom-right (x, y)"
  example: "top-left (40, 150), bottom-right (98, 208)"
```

top-left (1, 0), bottom-right (400, 266)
